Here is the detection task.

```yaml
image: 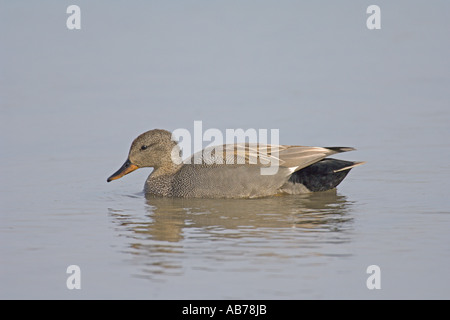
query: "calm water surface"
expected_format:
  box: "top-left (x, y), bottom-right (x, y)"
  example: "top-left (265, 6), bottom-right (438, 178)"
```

top-left (1, 1), bottom-right (450, 299)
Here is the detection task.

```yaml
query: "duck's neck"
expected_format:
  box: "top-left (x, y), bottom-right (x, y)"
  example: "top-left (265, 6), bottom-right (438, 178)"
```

top-left (144, 163), bottom-right (182, 196)
top-left (151, 162), bottom-right (182, 178)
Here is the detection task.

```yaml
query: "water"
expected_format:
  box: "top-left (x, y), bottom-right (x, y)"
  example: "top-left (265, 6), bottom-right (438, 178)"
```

top-left (1, 1), bottom-right (450, 299)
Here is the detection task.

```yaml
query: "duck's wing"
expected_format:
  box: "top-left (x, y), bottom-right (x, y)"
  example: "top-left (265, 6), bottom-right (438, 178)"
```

top-left (187, 143), bottom-right (355, 171)
top-left (276, 146), bottom-right (356, 172)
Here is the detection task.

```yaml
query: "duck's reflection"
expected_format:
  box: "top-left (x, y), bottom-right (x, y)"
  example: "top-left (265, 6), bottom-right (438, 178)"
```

top-left (108, 190), bottom-right (354, 279)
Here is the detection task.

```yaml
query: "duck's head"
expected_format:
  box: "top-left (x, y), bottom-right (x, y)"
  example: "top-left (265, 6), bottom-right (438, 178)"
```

top-left (107, 129), bottom-right (180, 182)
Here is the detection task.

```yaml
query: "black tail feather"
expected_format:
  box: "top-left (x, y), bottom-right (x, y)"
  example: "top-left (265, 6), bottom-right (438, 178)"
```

top-left (289, 158), bottom-right (358, 192)
top-left (325, 147), bottom-right (356, 153)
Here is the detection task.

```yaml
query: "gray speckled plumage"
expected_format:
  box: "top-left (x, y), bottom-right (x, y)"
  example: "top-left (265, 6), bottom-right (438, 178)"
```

top-left (107, 129), bottom-right (364, 198)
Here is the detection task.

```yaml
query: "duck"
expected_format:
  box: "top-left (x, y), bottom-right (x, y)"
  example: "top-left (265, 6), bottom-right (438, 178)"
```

top-left (107, 129), bottom-right (364, 198)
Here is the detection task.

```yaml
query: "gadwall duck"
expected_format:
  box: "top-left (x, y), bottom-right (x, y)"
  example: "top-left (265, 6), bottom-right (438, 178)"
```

top-left (107, 129), bottom-right (364, 198)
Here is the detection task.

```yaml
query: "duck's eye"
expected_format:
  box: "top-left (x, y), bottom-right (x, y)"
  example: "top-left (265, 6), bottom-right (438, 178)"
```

top-left (140, 145), bottom-right (148, 151)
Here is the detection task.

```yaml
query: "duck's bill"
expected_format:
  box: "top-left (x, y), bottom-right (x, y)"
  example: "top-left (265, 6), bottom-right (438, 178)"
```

top-left (107, 159), bottom-right (139, 182)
